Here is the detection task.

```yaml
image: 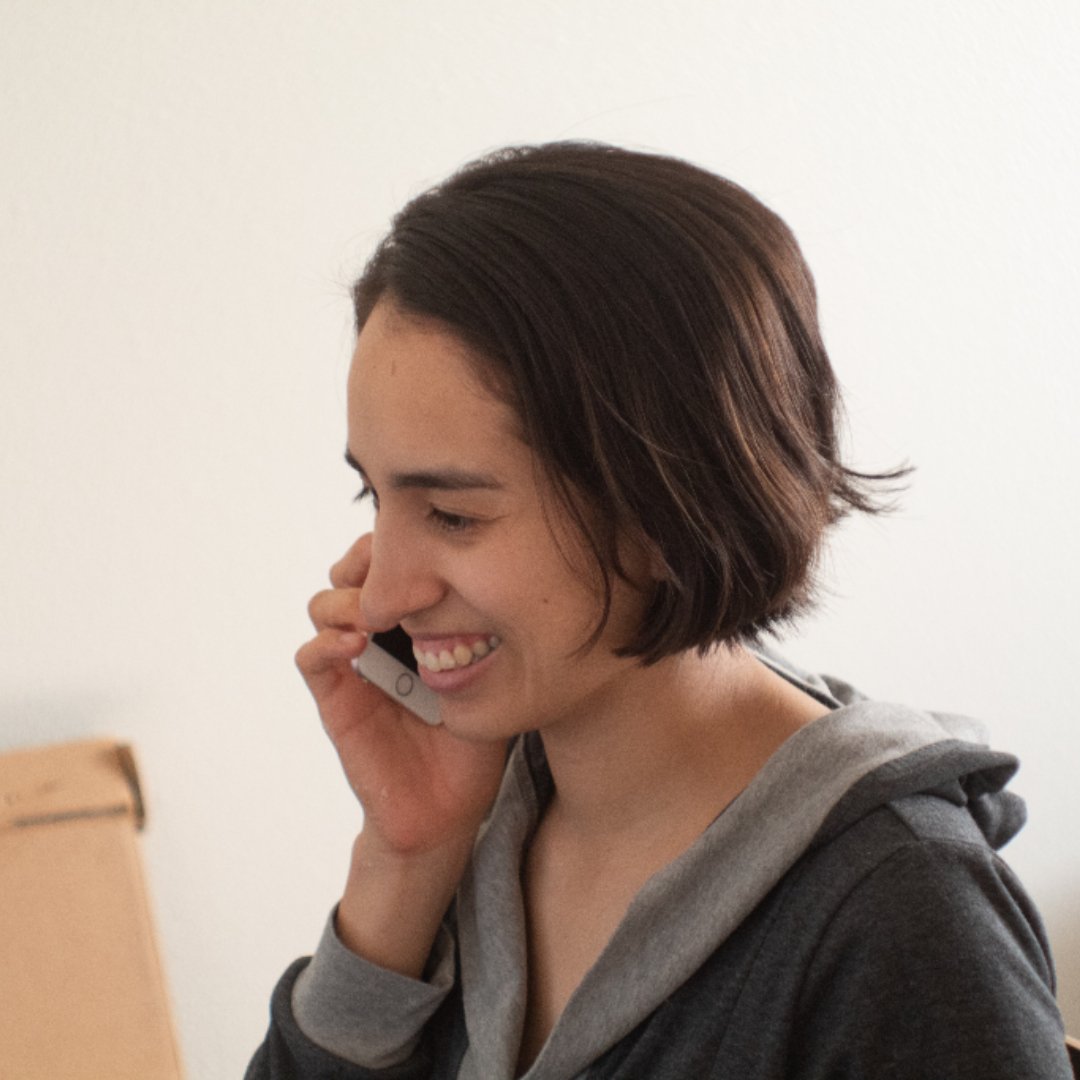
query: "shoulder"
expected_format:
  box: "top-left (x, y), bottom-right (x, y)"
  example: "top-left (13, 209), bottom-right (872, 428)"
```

top-left (779, 795), bottom-right (1067, 1078)
top-left (790, 791), bottom-right (1056, 997)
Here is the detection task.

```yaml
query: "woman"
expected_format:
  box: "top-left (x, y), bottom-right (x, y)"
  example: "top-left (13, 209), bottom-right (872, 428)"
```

top-left (248, 143), bottom-right (1071, 1078)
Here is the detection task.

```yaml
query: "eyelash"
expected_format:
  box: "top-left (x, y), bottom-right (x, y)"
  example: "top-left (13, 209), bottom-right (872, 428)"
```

top-left (429, 508), bottom-right (476, 534)
top-left (354, 484), bottom-right (378, 509)
top-left (353, 486), bottom-right (477, 534)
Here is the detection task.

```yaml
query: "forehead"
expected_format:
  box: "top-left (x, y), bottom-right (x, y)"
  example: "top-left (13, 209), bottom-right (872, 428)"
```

top-left (347, 300), bottom-right (521, 468)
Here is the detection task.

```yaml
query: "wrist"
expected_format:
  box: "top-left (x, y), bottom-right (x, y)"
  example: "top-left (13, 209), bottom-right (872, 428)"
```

top-left (336, 830), bottom-right (475, 977)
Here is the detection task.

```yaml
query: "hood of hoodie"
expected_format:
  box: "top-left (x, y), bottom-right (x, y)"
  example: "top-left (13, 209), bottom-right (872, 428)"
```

top-left (769, 651), bottom-right (1026, 854)
top-left (453, 648), bottom-right (1025, 1080)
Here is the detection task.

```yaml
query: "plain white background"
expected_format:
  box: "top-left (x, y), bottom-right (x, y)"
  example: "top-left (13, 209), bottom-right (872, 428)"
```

top-left (2, 2), bottom-right (1077, 1074)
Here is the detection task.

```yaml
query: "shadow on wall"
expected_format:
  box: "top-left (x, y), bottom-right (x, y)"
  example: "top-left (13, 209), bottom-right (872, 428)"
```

top-left (0, 691), bottom-right (129, 743)
top-left (0, 692), bottom-right (129, 756)
top-left (1044, 893), bottom-right (1080, 1038)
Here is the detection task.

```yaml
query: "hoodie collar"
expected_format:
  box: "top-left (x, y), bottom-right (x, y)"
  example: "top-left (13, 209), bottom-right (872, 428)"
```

top-left (454, 654), bottom-right (1018, 1080)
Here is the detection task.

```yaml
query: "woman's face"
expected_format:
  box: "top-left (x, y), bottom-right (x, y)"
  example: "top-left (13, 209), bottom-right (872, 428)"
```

top-left (346, 299), bottom-right (652, 742)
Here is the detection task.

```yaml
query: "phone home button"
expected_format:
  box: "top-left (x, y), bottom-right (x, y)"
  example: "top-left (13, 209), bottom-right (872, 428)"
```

top-left (395, 673), bottom-right (415, 697)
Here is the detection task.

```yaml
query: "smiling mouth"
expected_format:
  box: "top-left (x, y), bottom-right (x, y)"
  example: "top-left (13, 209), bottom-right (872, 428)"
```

top-left (413, 635), bottom-right (501, 673)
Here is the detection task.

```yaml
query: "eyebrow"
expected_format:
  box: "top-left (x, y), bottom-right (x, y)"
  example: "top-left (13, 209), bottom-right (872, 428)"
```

top-left (344, 448), bottom-right (504, 492)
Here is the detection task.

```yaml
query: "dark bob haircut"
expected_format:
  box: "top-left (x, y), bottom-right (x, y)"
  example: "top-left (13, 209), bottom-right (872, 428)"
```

top-left (352, 142), bottom-right (906, 663)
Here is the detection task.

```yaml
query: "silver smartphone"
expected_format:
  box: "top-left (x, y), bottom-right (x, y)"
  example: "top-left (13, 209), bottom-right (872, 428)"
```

top-left (351, 626), bottom-right (442, 726)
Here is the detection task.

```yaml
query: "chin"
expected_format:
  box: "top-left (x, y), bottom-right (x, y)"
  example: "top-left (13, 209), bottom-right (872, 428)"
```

top-left (436, 696), bottom-right (537, 744)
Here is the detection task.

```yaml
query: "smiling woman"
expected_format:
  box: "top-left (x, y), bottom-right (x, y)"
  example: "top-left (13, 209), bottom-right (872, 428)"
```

top-left (344, 298), bottom-right (660, 744)
top-left (246, 144), bottom-right (1073, 1079)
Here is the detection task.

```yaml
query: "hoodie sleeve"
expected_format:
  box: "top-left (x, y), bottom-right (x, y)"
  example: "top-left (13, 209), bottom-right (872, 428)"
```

top-left (790, 830), bottom-right (1072, 1079)
top-left (244, 912), bottom-right (456, 1080)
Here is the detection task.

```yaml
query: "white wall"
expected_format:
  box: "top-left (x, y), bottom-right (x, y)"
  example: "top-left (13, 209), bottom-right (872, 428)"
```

top-left (2, 2), bottom-right (1077, 1073)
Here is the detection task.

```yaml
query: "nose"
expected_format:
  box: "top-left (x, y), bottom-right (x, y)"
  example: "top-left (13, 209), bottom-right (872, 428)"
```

top-left (359, 516), bottom-right (446, 631)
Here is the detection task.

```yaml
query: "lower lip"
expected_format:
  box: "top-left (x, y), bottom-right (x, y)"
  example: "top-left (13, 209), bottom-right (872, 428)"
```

top-left (416, 645), bottom-right (500, 694)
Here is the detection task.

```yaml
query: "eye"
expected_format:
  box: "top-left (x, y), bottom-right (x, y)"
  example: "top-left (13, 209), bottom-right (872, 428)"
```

top-left (429, 507), bottom-right (476, 534)
top-left (354, 484), bottom-right (379, 511)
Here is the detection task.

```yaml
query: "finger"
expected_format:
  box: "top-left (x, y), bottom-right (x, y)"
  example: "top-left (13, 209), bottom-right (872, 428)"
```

top-left (295, 627), bottom-right (368, 686)
top-left (307, 586), bottom-right (365, 633)
top-left (329, 532), bottom-right (373, 590)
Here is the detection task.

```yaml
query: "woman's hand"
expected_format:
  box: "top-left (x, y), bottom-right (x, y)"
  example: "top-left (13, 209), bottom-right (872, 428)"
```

top-left (297, 533), bottom-right (509, 974)
top-left (296, 533), bottom-right (508, 859)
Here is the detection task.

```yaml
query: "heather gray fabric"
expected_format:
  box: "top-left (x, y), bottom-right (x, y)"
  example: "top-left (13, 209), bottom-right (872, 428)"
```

top-left (253, 652), bottom-right (1070, 1079)
top-left (293, 922), bottom-right (456, 1068)
top-left (455, 703), bottom-right (984, 1080)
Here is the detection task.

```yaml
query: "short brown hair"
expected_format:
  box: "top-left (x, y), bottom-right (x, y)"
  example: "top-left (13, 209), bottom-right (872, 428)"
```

top-left (352, 142), bottom-right (907, 663)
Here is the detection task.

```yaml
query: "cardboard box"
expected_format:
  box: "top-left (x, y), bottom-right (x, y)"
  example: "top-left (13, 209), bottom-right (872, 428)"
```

top-left (0, 739), bottom-right (184, 1079)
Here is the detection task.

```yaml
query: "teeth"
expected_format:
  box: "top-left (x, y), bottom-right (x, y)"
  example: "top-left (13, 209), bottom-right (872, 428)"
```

top-left (414, 636), bottom-right (501, 673)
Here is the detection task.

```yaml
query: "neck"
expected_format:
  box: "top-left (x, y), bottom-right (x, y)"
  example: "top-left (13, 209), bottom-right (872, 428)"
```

top-left (535, 644), bottom-right (826, 843)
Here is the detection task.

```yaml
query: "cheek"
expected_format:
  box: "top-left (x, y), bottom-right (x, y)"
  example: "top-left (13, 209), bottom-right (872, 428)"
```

top-left (446, 554), bottom-right (531, 623)
top-left (457, 520), bottom-right (613, 642)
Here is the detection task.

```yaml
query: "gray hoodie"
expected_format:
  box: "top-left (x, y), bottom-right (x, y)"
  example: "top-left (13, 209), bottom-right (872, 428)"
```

top-left (248, 651), bottom-right (1071, 1079)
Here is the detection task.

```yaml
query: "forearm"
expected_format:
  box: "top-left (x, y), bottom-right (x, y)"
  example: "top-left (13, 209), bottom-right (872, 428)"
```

top-left (336, 829), bottom-right (475, 979)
